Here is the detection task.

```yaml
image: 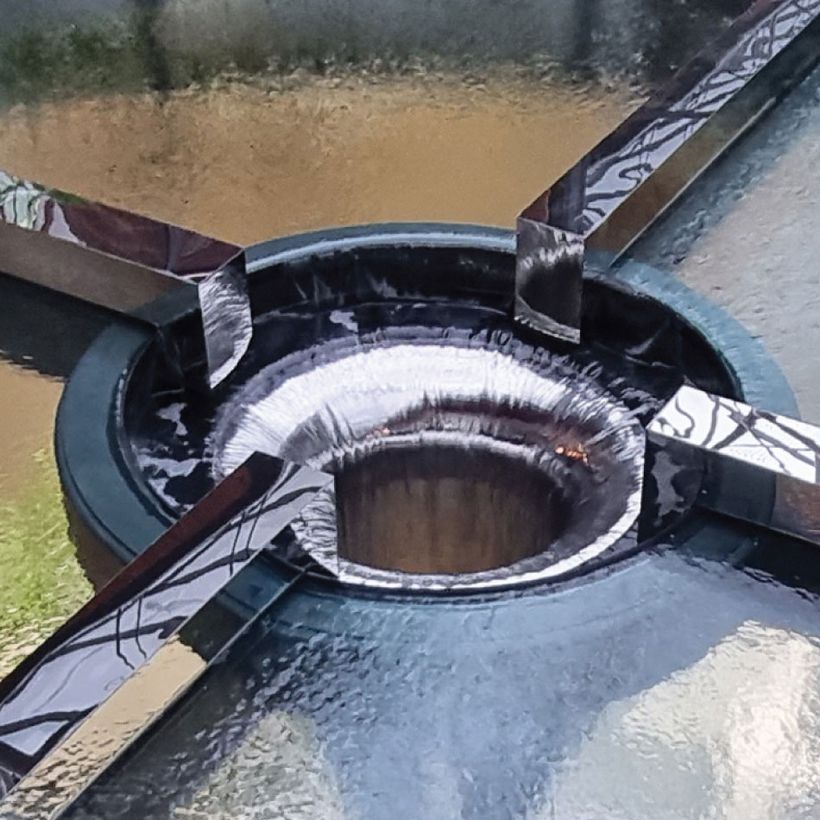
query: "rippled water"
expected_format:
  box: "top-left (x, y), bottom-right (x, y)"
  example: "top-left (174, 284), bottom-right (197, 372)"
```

top-left (63, 545), bottom-right (820, 820)
top-left (2, 3), bottom-right (820, 816)
top-left (631, 62), bottom-right (820, 421)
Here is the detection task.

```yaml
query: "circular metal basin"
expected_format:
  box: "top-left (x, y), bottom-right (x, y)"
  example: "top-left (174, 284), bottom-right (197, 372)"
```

top-left (56, 224), bottom-right (796, 602)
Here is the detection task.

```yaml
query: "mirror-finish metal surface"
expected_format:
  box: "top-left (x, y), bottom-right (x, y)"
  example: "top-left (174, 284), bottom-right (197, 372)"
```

top-left (0, 170), bottom-right (250, 387)
top-left (516, 0), bottom-right (820, 342)
top-left (53, 541), bottom-right (820, 820)
top-left (210, 325), bottom-right (647, 591)
top-left (0, 569), bottom-right (310, 820)
top-left (0, 453), bottom-right (331, 800)
top-left (648, 385), bottom-right (820, 545)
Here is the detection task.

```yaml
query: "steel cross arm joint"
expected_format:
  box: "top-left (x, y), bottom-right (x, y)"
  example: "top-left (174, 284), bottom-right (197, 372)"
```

top-left (515, 0), bottom-right (820, 343)
top-left (0, 453), bottom-right (333, 814)
top-left (0, 171), bottom-right (251, 388)
top-left (646, 385), bottom-right (820, 547)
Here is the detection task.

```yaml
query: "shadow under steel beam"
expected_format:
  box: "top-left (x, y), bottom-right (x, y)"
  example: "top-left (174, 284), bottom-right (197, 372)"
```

top-left (0, 273), bottom-right (112, 380)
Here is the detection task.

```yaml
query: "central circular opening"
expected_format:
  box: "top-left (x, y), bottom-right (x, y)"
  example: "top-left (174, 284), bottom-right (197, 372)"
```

top-left (63, 228), bottom-right (763, 601)
top-left (206, 317), bottom-right (647, 591)
top-left (335, 443), bottom-right (570, 575)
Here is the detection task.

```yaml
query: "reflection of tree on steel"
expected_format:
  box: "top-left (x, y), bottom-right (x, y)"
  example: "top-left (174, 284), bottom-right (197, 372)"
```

top-left (0, 168), bottom-right (252, 388)
top-left (0, 454), bottom-right (331, 801)
top-left (648, 385), bottom-right (820, 547)
top-left (0, 172), bottom-right (49, 232)
top-left (516, 0), bottom-right (820, 345)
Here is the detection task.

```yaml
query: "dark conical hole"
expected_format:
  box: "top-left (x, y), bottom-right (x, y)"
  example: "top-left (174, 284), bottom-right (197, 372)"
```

top-left (335, 444), bottom-right (570, 575)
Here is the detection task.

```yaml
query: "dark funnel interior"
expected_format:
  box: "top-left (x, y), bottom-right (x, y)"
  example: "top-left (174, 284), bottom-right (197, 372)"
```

top-left (335, 444), bottom-right (568, 575)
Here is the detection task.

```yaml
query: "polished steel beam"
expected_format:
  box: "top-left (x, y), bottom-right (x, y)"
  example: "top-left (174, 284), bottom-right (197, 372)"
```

top-left (516, 0), bottom-right (820, 343)
top-left (0, 570), bottom-right (310, 820)
top-left (0, 170), bottom-right (251, 387)
top-left (0, 453), bottom-right (332, 808)
top-left (647, 385), bottom-right (820, 545)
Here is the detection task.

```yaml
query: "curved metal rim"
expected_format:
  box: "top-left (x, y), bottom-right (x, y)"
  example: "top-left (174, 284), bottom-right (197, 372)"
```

top-left (55, 223), bottom-right (798, 612)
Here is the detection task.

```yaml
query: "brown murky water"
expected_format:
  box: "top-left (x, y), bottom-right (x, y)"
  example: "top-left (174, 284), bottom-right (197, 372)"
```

top-left (0, 365), bottom-right (61, 496)
top-left (0, 76), bottom-right (631, 242)
top-left (0, 74), bottom-right (633, 671)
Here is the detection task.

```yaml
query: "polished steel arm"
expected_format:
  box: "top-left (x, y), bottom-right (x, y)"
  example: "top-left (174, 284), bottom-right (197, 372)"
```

top-left (0, 171), bottom-right (251, 387)
top-left (648, 385), bottom-right (820, 546)
top-left (516, 0), bottom-right (820, 343)
top-left (0, 453), bottom-right (331, 807)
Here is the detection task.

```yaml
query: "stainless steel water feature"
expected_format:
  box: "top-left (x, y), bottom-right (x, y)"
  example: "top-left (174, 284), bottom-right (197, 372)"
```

top-left (515, 0), bottom-right (820, 343)
top-left (649, 385), bottom-right (820, 546)
top-left (0, 171), bottom-right (251, 388)
top-left (209, 325), bottom-right (647, 590)
top-left (0, 454), bottom-right (331, 811)
top-left (3, 0), bottom-right (820, 815)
